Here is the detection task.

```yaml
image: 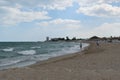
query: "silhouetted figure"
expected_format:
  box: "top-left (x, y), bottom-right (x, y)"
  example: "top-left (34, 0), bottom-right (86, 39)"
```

top-left (80, 43), bottom-right (82, 49)
top-left (96, 41), bottom-right (99, 46)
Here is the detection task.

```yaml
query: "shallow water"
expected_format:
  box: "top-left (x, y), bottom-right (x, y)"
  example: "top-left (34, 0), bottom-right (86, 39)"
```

top-left (0, 41), bottom-right (89, 70)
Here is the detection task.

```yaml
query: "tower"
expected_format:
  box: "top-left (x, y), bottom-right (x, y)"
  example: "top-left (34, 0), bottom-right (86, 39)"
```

top-left (46, 37), bottom-right (49, 41)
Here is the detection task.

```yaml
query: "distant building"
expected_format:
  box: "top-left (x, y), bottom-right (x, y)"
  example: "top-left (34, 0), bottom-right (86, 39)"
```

top-left (46, 37), bottom-right (49, 41)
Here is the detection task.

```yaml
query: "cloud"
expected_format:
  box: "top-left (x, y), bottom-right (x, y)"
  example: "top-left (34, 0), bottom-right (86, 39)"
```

top-left (0, 6), bottom-right (50, 25)
top-left (92, 23), bottom-right (120, 37)
top-left (0, 0), bottom-right (120, 41)
top-left (38, 0), bottom-right (74, 10)
top-left (36, 19), bottom-right (120, 39)
top-left (34, 18), bottom-right (82, 39)
top-left (0, 0), bottom-right (74, 25)
top-left (37, 18), bottom-right (81, 29)
top-left (37, 18), bottom-right (80, 25)
top-left (76, 0), bottom-right (120, 17)
top-left (79, 22), bottom-right (120, 38)
top-left (76, 0), bottom-right (120, 6)
top-left (0, 0), bottom-right (73, 10)
top-left (15, 18), bottom-right (82, 41)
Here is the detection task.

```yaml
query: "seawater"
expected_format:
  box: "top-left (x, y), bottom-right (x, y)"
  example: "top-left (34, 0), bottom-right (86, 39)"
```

top-left (0, 41), bottom-right (89, 70)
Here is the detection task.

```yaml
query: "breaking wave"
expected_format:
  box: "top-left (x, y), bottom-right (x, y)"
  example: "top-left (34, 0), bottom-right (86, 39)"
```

top-left (17, 50), bottom-right (36, 55)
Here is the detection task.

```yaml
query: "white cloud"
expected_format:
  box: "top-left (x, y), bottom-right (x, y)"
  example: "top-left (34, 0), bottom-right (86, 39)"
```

top-left (0, 6), bottom-right (50, 25)
top-left (92, 23), bottom-right (120, 37)
top-left (35, 19), bottom-right (120, 39)
top-left (37, 18), bottom-right (81, 29)
top-left (76, 0), bottom-right (120, 6)
top-left (35, 18), bottom-right (82, 38)
top-left (0, 0), bottom-right (120, 41)
top-left (76, 0), bottom-right (120, 17)
top-left (0, 0), bottom-right (73, 10)
top-left (77, 3), bottom-right (120, 17)
top-left (38, 0), bottom-right (74, 10)
top-left (79, 22), bottom-right (120, 38)
top-left (38, 18), bottom-right (80, 25)
top-left (0, 0), bottom-right (74, 25)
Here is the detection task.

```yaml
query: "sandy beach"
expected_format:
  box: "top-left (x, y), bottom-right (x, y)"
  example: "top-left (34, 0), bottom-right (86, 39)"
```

top-left (0, 42), bottom-right (120, 80)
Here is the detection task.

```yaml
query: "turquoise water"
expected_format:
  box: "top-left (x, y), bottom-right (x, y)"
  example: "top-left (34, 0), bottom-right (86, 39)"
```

top-left (0, 41), bottom-right (89, 70)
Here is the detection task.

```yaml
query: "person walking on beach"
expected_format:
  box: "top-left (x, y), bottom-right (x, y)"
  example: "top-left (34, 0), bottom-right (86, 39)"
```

top-left (80, 42), bottom-right (82, 49)
top-left (96, 40), bottom-right (99, 46)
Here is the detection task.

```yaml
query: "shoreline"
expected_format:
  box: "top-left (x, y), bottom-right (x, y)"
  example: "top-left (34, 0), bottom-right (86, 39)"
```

top-left (29, 42), bottom-right (90, 68)
top-left (0, 43), bottom-right (89, 71)
top-left (0, 41), bottom-right (120, 80)
top-left (0, 42), bottom-right (88, 70)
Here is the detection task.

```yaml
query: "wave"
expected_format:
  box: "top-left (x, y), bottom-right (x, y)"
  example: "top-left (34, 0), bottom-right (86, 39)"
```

top-left (2, 48), bottom-right (14, 52)
top-left (0, 60), bottom-right (21, 67)
top-left (31, 46), bottom-right (41, 49)
top-left (0, 42), bottom-right (89, 70)
top-left (17, 50), bottom-right (36, 55)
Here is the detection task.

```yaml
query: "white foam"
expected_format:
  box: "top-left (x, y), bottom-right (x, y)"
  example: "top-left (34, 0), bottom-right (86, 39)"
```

top-left (18, 50), bottom-right (36, 55)
top-left (0, 60), bottom-right (21, 67)
top-left (2, 48), bottom-right (14, 52)
top-left (31, 46), bottom-right (41, 49)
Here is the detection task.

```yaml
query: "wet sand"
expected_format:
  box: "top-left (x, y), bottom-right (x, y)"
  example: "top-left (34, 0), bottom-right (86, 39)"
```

top-left (0, 42), bottom-right (120, 80)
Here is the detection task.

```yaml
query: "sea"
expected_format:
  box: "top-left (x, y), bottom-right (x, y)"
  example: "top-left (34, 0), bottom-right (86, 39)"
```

top-left (0, 41), bottom-right (89, 70)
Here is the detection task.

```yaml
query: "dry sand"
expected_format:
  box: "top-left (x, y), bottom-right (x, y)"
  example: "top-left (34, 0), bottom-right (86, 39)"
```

top-left (0, 42), bottom-right (120, 80)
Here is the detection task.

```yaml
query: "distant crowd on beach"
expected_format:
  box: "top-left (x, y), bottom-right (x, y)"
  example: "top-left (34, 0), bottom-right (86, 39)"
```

top-left (45, 36), bottom-right (120, 49)
top-left (79, 36), bottom-right (120, 49)
top-left (88, 36), bottom-right (120, 43)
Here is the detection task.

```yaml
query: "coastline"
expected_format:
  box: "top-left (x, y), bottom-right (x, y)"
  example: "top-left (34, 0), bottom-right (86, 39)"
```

top-left (0, 41), bottom-right (88, 70)
top-left (0, 41), bottom-right (120, 80)
top-left (29, 42), bottom-right (89, 67)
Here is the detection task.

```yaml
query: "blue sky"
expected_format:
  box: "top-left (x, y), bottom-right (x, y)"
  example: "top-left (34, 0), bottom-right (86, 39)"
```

top-left (0, 0), bottom-right (120, 41)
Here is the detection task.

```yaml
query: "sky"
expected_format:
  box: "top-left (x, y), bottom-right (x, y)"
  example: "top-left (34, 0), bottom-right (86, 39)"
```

top-left (0, 0), bottom-right (120, 41)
